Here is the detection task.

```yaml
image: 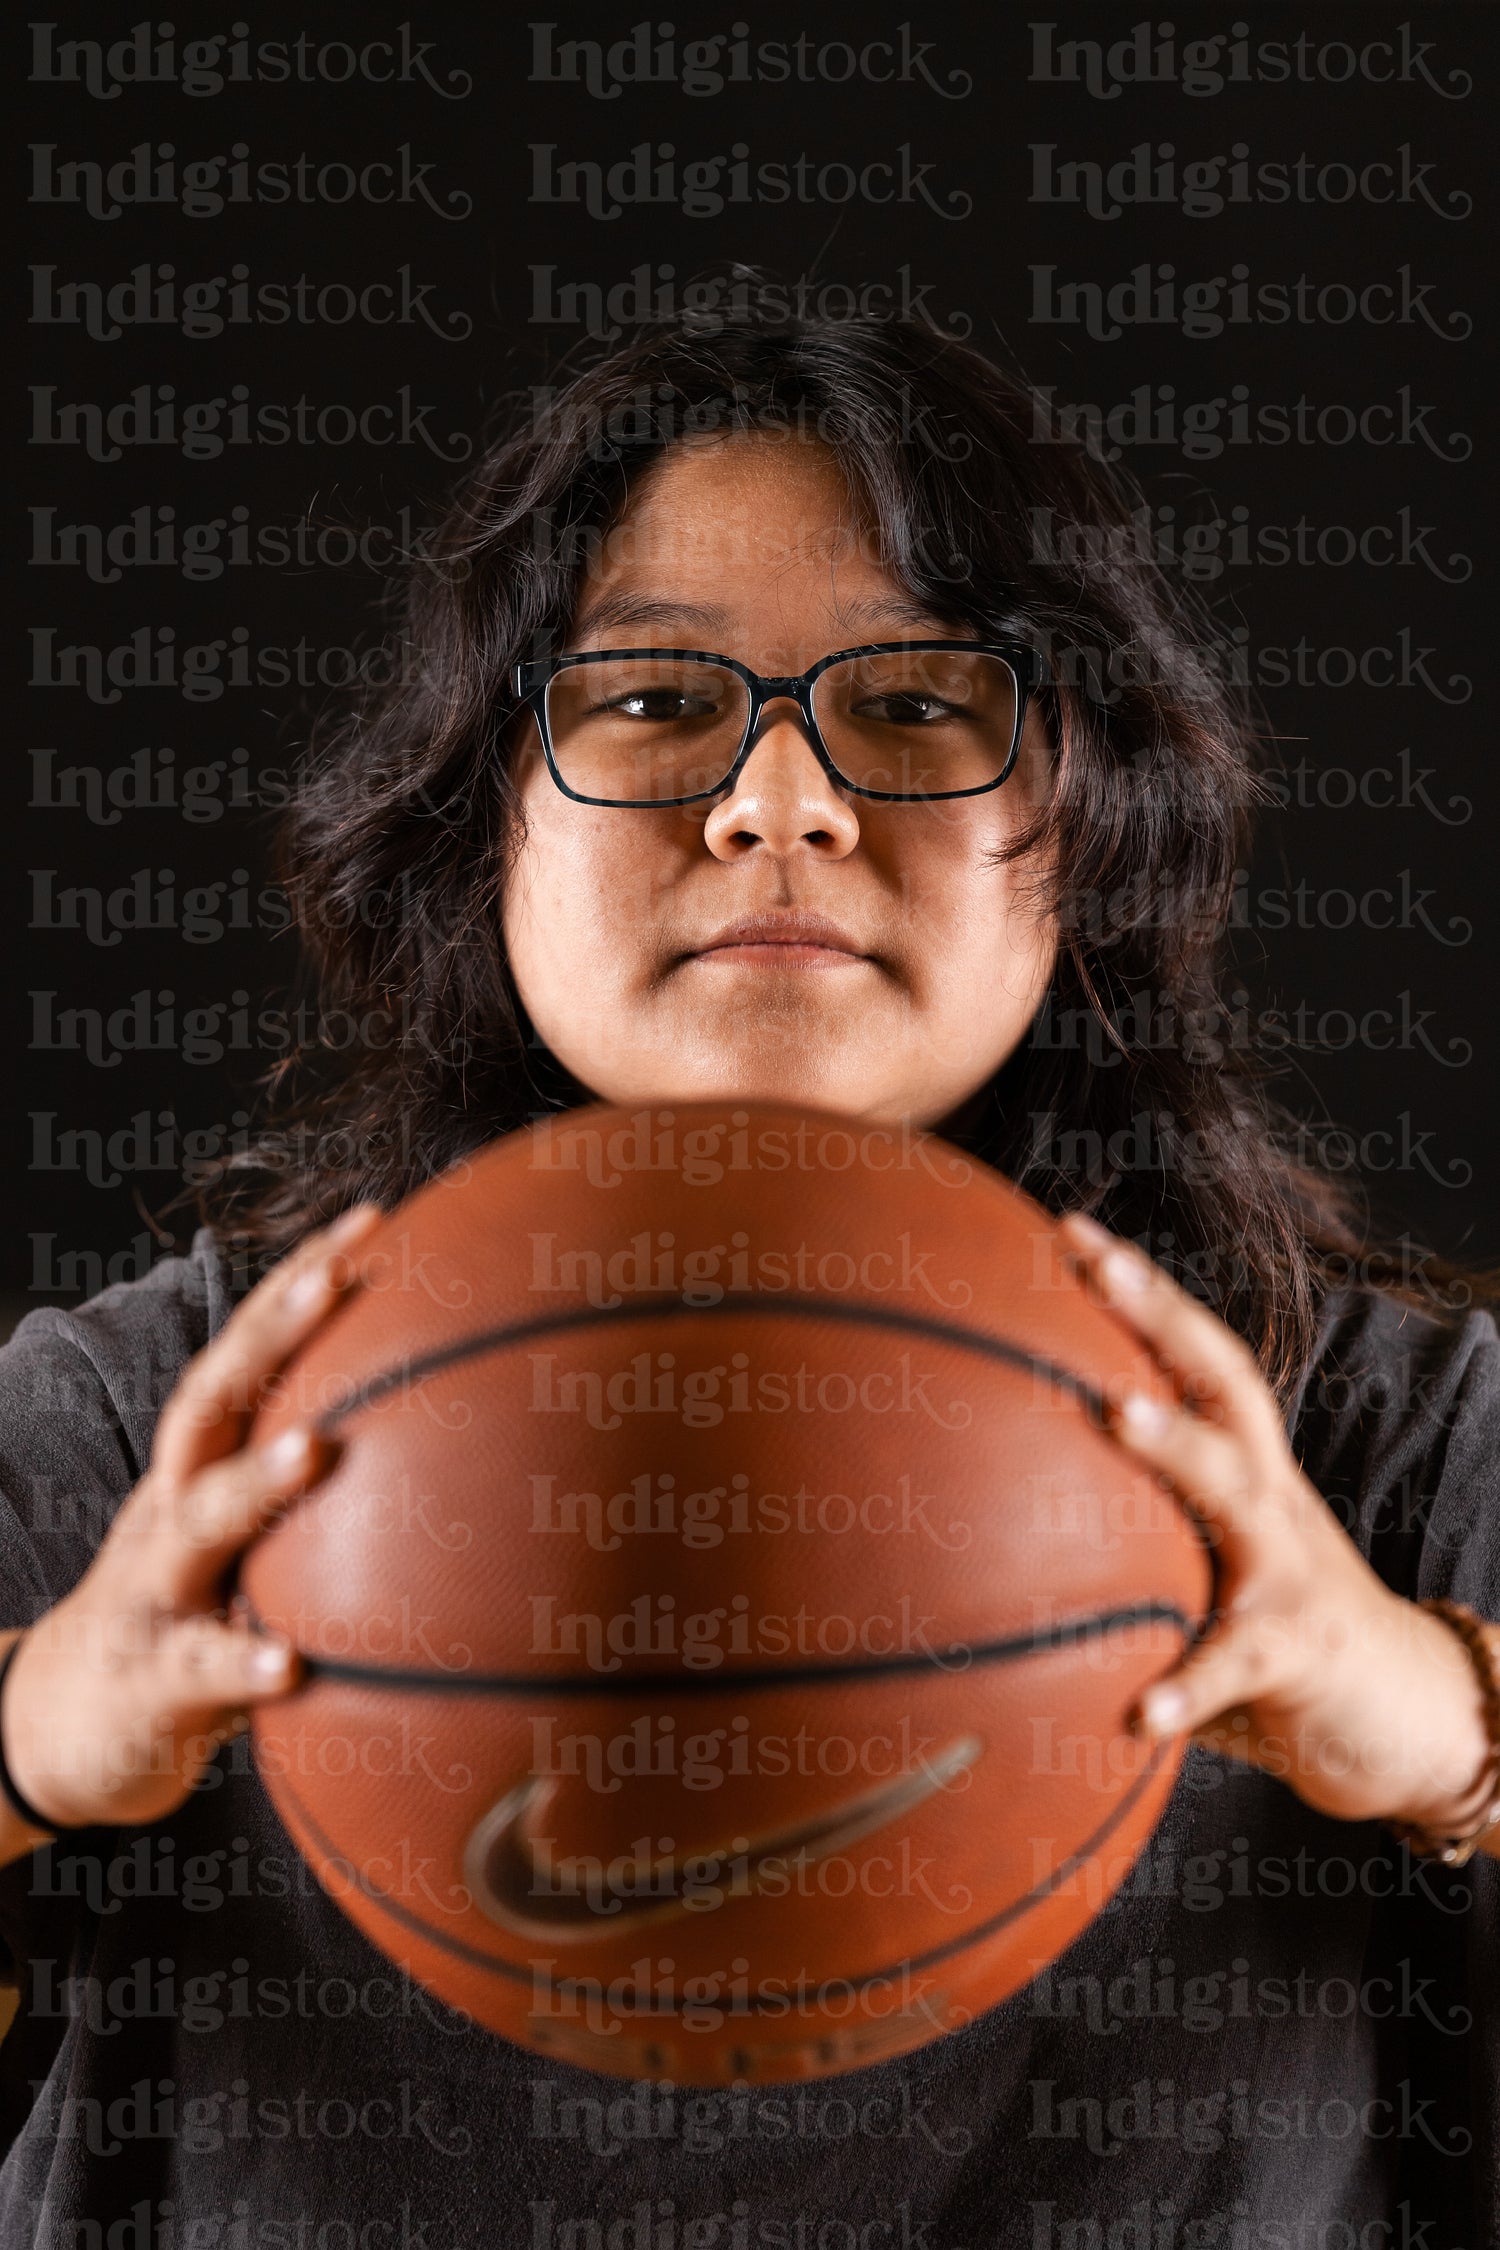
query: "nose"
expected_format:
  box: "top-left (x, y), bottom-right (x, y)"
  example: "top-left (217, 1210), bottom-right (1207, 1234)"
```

top-left (701, 698), bottom-right (861, 862)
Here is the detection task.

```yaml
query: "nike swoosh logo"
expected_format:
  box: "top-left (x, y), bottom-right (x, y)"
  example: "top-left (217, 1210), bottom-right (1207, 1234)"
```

top-left (463, 1734), bottom-right (983, 1939)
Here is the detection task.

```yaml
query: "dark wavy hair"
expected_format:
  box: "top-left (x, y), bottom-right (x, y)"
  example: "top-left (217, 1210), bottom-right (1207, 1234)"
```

top-left (186, 283), bottom-right (1470, 1402)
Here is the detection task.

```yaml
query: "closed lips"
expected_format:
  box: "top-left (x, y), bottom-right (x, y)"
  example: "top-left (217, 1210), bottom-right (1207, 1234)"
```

top-left (692, 913), bottom-right (867, 956)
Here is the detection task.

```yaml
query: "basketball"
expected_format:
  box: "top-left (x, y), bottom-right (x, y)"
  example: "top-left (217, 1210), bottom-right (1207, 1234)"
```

top-left (239, 1100), bottom-right (1213, 2084)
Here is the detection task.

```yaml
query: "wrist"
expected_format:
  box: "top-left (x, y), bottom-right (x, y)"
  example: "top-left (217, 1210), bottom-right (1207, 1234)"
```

top-left (0, 1631), bottom-right (75, 1840)
top-left (1383, 1600), bottom-right (1500, 1858)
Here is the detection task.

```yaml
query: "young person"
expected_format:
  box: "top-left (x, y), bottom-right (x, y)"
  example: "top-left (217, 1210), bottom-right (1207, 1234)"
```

top-left (0, 308), bottom-right (1494, 2246)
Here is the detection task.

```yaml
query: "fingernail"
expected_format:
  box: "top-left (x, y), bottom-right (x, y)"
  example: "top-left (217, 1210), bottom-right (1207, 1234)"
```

top-left (251, 1638), bottom-right (293, 1678)
top-left (1101, 1248), bottom-right (1148, 1295)
top-left (263, 1426), bottom-right (312, 1476)
top-left (1139, 1684), bottom-right (1186, 1736)
top-left (1061, 1213), bottom-right (1110, 1249)
top-left (1119, 1390), bottom-right (1170, 1438)
top-left (327, 1204), bottom-right (380, 1240)
top-left (286, 1261), bottom-right (332, 1313)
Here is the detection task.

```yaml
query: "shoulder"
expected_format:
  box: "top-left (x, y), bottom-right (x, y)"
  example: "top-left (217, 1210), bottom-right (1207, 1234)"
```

top-left (1291, 1283), bottom-right (1500, 1610)
top-left (0, 1228), bottom-right (234, 1611)
top-left (2, 1226), bottom-right (234, 1468)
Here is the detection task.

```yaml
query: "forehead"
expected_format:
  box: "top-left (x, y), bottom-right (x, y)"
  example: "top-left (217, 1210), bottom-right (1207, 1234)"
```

top-left (571, 432), bottom-right (949, 640)
top-left (596, 432), bottom-right (875, 572)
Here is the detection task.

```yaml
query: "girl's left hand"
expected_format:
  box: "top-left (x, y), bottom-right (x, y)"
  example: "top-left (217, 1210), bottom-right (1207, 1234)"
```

top-left (1056, 1212), bottom-right (1498, 1846)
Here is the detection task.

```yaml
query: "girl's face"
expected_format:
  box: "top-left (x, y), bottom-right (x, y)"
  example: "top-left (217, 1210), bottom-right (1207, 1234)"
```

top-left (501, 432), bottom-right (1058, 1130)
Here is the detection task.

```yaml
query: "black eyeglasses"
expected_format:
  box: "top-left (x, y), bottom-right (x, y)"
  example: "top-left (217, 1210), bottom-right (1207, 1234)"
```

top-left (509, 640), bottom-right (1046, 807)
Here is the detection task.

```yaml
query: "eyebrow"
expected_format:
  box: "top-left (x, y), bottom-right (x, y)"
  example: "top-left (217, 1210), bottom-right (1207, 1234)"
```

top-left (566, 595), bottom-right (729, 645)
top-left (565, 589), bottom-right (969, 649)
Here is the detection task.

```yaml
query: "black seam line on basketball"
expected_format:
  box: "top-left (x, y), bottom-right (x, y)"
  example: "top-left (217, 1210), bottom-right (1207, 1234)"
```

top-left (288, 1601), bottom-right (1197, 1699)
top-left (266, 1737), bottom-right (1172, 2010)
top-left (305, 1291), bottom-right (1114, 1440)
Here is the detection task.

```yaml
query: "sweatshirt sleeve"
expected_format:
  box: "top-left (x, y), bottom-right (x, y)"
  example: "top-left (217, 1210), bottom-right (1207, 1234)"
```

top-left (0, 1227), bottom-right (230, 1626)
top-left (1409, 1307), bottom-right (1500, 1618)
top-left (0, 1236), bottom-right (229, 1988)
top-left (1292, 1289), bottom-right (1500, 1616)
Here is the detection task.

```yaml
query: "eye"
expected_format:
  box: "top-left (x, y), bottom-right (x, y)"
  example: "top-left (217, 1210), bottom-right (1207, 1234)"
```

top-left (852, 691), bottom-right (959, 726)
top-left (602, 688), bottom-right (718, 722)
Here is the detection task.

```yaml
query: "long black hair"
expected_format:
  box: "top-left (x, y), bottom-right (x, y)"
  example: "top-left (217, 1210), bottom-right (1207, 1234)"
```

top-left (186, 284), bottom-right (1471, 1401)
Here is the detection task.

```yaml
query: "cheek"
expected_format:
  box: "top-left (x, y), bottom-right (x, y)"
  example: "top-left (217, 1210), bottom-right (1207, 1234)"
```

top-left (502, 795), bottom-right (668, 980)
top-left (889, 801), bottom-right (1052, 955)
top-left (937, 876), bottom-right (1056, 995)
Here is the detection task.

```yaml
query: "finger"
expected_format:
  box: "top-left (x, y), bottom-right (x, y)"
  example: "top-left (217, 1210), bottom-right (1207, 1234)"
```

top-left (1129, 1613), bottom-right (1291, 1741)
top-left (128, 1424), bottom-right (341, 1602)
top-left (150, 1610), bottom-right (303, 1720)
top-left (1106, 1388), bottom-right (1256, 1543)
top-left (152, 1205), bottom-right (382, 1486)
top-left (1057, 1214), bottom-right (1284, 1458)
top-left (6, 1615), bottom-right (302, 1829)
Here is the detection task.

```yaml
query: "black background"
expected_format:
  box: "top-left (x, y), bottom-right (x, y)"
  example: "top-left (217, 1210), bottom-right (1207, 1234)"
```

top-left (14, 2), bottom-right (1494, 1312)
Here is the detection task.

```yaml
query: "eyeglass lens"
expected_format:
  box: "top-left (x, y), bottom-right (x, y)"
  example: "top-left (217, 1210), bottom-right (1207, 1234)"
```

top-left (542, 650), bottom-right (1021, 803)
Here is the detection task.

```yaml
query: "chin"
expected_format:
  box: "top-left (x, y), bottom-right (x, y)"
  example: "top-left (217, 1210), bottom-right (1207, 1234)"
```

top-left (695, 1072), bottom-right (894, 1122)
top-left (573, 1016), bottom-right (912, 1118)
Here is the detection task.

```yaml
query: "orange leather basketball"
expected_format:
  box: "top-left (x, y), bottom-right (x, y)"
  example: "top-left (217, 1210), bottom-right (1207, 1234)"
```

top-left (240, 1099), bottom-right (1212, 2084)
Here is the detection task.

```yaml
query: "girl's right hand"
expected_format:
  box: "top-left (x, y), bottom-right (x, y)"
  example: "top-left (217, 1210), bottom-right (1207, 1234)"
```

top-left (0, 1203), bottom-right (384, 1855)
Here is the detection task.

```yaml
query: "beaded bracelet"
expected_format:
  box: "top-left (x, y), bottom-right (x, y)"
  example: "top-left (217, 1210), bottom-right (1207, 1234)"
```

top-left (1386, 1598), bottom-right (1500, 1867)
